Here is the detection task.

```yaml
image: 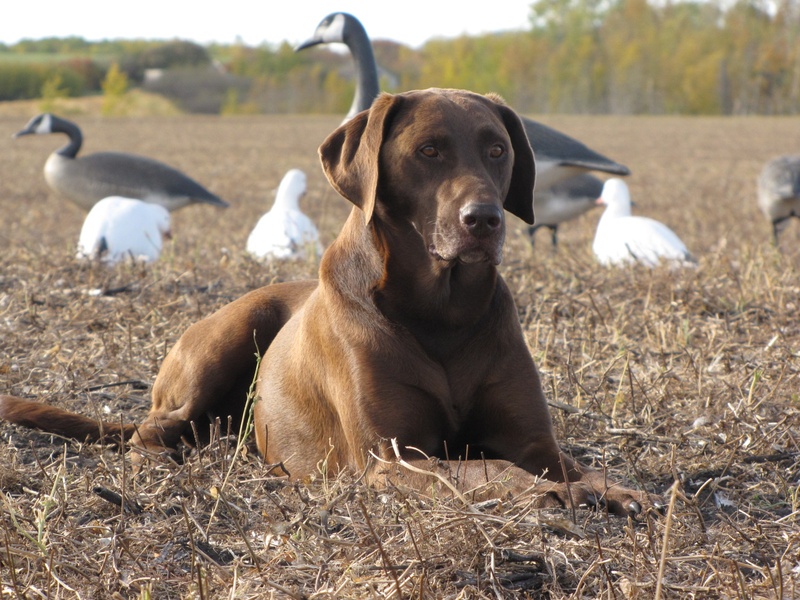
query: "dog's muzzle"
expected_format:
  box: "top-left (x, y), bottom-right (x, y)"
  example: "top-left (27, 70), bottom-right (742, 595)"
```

top-left (430, 202), bottom-right (506, 265)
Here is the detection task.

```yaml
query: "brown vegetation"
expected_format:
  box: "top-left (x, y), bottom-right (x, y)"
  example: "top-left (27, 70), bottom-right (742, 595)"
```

top-left (1, 110), bottom-right (799, 598)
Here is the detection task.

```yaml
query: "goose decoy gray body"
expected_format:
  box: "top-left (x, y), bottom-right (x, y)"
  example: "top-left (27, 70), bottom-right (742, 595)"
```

top-left (757, 155), bottom-right (800, 244)
top-left (14, 113), bottom-right (229, 212)
top-left (529, 173), bottom-right (604, 247)
top-left (296, 12), bottom-right (631, 191)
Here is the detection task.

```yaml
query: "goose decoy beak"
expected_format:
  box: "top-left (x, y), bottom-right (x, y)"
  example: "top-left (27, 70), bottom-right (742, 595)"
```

top-left (295, 37), bottom-right (322, 52)
top-left (13, 113), bottom-right (51, 138)
top-left (295, 13), bottom-right (347, 52)
top-left (13, 123), bottom-right (39, 138)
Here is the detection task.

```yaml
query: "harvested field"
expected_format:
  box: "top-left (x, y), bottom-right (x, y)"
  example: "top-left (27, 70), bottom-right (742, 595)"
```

top-left (1, 109), bottom-right (799, 599)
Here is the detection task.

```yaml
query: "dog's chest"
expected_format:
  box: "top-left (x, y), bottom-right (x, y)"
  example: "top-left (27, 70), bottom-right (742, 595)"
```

top-left (370, 351), bottom-right (497, 460)
top-left (367, 330), bottom-right (491, 427)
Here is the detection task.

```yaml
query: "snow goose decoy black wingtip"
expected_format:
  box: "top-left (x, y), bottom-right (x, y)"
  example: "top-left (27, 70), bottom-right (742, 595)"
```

top-left (757, 154), bottom-right (800, 245)
top-left (14, 113), bottom-right (229, 212)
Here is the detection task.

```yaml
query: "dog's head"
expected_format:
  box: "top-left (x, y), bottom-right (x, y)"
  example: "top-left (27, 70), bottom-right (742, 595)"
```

top-left (319, 88), bottom-right (535, 266)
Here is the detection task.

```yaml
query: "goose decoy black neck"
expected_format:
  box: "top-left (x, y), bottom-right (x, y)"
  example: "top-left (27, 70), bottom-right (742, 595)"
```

top-left (15, 113), bottom-right (82, 158)
top-left (296, 12), bottom-right (380, 120)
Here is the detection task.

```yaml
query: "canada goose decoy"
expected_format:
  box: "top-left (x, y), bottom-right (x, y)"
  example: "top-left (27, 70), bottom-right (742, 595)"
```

top-left (296, 12), bottom-right (632, 191)
top-left (246, 169), bottom-right (323, 261)
top-left (14, 113), bottom-right (229, 212)
top-left (77, 196), bottom-right (171, 264)
top-left (529, 173), bottom-right (604, 247)
top-left (592, 178), bottom-right (694, 268)
top-left (757, 155), bottom-right (800, 244)
top-left (296, 13), bottom-right (378, 124)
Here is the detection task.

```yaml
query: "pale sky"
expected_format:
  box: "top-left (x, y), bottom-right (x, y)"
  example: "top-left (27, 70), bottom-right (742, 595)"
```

top-left (2, 1), bottom-right (534, 49)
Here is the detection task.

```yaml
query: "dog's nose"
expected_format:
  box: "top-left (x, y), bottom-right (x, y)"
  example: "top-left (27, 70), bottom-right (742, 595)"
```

top-left (460, 203), bottom-right (503, 238)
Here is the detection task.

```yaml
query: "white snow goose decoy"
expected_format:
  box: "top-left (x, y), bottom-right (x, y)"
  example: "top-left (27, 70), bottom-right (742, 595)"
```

top-left (757, 155), bottom-right (800, 244)
top-left (593, 178), bottom-right (694, 267)
top-left (14, 113), bottom-right (229, 212)
top-left (246, 169), bottom-right (322, 261)
top-left (296, 12), bottom-right (631, 191)
top-left (77, 196), bottom-right (171, 264)
top-left (529, 173), bottom-right (604, 247)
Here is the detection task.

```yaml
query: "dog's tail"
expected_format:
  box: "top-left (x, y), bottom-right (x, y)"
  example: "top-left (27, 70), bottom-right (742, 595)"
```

top-left (0, 395), bottom-right (136, 443)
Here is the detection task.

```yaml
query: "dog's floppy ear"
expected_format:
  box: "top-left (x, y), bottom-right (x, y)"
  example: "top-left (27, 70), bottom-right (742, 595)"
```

top-left (319, 92), bottom-right (402, 223)
top-left (486, 94), bottom-right (536, 225)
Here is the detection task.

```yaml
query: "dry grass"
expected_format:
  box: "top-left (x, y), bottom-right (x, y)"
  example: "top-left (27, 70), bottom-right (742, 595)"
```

top-left (0, 91), bottom-right (182, 120)
top-left (1, 108), bottom-right (799, 599)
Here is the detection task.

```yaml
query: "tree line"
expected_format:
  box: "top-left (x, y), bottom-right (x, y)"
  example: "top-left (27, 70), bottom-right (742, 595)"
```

top-left (2, 0), bottom-right (798, 115)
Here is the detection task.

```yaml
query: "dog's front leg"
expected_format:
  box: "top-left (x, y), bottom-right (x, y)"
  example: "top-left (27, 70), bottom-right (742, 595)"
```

top-left (541, 451), bottom-right (665, 516)
top-left (370, 455), bottom-right (582, 507)
top-left (373, 455), bottom-right (661, 516)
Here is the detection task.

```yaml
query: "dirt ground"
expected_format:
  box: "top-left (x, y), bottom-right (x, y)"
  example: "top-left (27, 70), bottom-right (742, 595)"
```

top-left (1, 107), bottom-right (799, 599)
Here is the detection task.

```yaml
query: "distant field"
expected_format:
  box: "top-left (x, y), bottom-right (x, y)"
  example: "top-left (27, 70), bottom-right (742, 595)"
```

top-left (0, 91), bottom-right (182, 119)
top-left (0, 51), bottom-right (116, 64)
top-left (1, 111), bottom-right (798, 598)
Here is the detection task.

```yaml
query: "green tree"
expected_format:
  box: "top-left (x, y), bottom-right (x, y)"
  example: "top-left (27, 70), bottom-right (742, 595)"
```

top-left (39, 73), bottom-right (69, 112)
top-left (101, 62), bottom-right (129, 116)
top-left (529, 0), bottom-right (610, 112)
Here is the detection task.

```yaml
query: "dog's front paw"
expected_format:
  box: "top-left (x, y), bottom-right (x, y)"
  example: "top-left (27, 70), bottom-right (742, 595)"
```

top-left (531, 481), bottom-right (665, 518)
top-left (605, 487), bottom-right (666, 517)
top-left (531, 481), bottom-right (604, 511)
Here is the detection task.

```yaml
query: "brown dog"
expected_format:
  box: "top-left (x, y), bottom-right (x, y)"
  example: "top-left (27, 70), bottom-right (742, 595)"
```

top-left (1, 89), bottom-right (661, 516)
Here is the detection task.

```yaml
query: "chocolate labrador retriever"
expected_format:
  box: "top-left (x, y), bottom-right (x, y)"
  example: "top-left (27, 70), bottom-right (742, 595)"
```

top-left (1, 89), bottom-right (661, 516)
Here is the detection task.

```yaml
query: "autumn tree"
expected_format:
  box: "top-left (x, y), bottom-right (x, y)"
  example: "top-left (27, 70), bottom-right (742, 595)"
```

top-left (101, 62), bottom-right (129, 115)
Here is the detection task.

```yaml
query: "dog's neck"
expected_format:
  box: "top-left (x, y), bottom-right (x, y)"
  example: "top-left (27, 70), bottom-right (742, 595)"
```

top-left (322, 208), bottom-right (499, 333)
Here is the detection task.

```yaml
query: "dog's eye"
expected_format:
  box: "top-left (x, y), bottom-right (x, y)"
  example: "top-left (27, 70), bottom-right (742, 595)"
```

top-left (489, 144), bottom-right (506, 158)
top-left (419, 145), bottom-right (439, 158)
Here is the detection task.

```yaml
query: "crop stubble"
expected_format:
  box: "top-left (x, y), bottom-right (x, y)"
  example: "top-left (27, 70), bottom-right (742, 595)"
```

top-left (0, 112), bottom-right (798, 598)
